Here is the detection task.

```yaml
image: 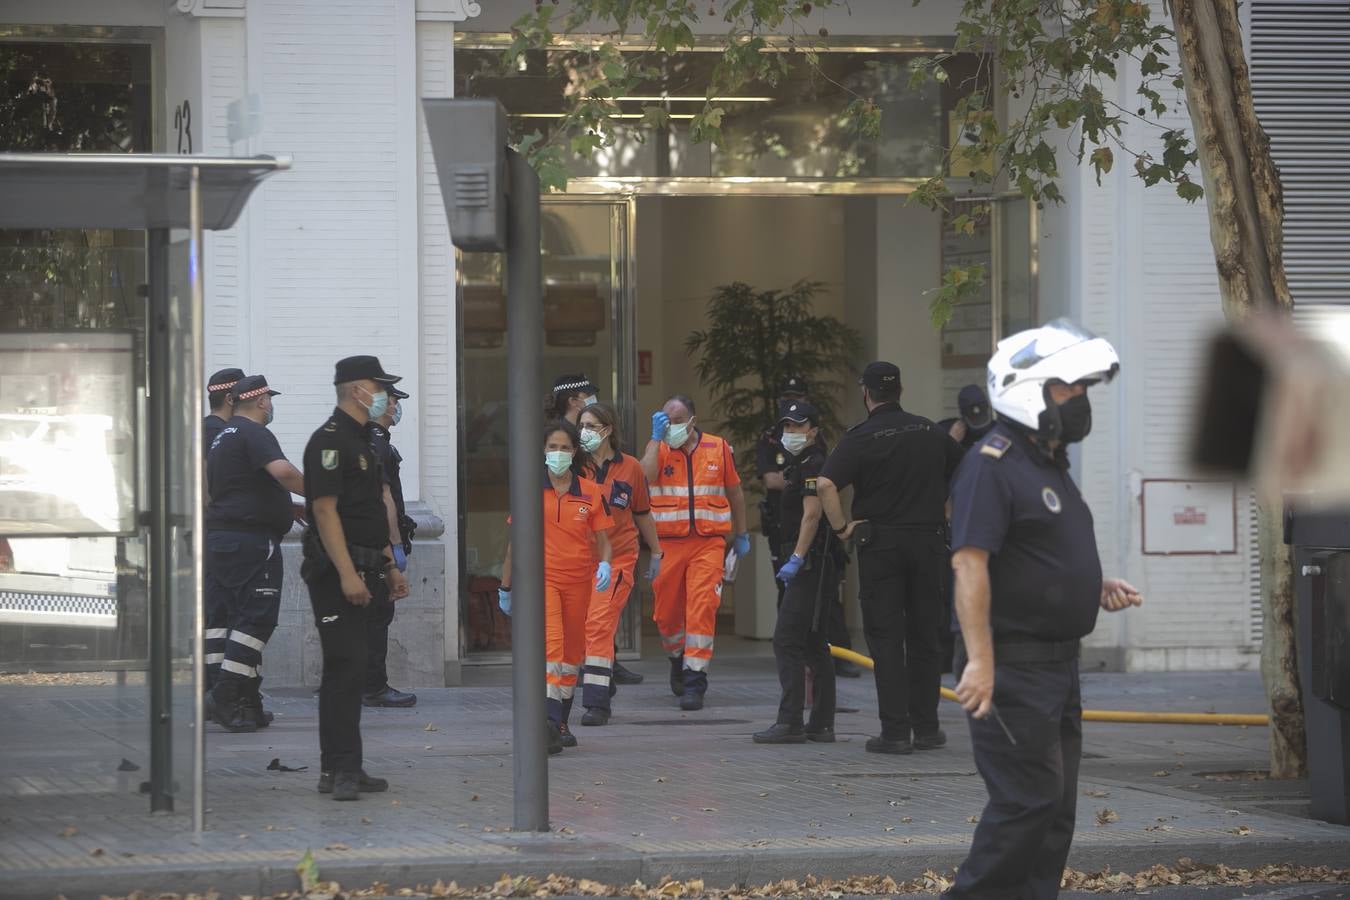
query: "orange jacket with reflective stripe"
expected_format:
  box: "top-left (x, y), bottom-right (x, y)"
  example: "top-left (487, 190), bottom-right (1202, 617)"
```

top-left (650, 433), bottom-right (739, 539)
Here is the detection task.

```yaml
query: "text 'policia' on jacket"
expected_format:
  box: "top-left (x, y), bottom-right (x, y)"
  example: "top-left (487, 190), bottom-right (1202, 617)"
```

top-left (649, 435), bottom-right (735, 538)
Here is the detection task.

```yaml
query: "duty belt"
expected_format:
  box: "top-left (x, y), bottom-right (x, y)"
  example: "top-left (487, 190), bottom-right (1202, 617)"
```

top-left (347, 543), bottom-right (389, 573)
top-left (958, 635), bottom-right (1080, 664)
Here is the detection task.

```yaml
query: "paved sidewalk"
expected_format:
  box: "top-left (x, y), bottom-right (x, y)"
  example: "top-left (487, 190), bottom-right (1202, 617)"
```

top-left (2, 660), bottom-right (1346, 899)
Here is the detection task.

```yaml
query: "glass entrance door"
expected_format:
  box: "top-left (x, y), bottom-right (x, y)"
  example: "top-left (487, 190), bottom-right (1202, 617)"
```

top-left (458, 198), bottom-right (636, 660)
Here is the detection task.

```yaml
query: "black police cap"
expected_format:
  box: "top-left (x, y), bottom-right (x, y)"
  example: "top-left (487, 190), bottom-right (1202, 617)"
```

top-left (777, 399), bottom-right (819, 425)
top-left (388, 385), bottom-right (410, 400)
top-left (779, 375), bottom-right (808, 397)
top-left (230, 374), bottom-right (281, 401)
top-left (859, 361), bottom-right (901, 391)
top-left (207, 368), bottom-right (245, 396)
top-left (553, 373), bottom-right (597, 396)
top-left (958, 384), bottom-right (991, 425)
top-left (333, 355), bottom-right (401, 386)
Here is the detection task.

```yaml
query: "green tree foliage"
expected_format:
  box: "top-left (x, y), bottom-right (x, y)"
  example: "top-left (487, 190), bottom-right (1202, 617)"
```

top-left (506, 0), bottom-right (1202, 324)
top-left (685, 280), bottom-right (861, 474)
top-left (0, 42), bottom-right (149, 329)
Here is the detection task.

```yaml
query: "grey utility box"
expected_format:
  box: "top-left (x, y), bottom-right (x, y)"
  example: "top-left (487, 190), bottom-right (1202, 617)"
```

top-left (422, 98), bottom-right (509, 252)
top-left (1286, 507), bottom-right (1350, 825)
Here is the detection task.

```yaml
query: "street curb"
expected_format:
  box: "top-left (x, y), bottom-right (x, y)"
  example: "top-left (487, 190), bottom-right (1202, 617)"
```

top-left (5, 837), bottom-right (1348, 900)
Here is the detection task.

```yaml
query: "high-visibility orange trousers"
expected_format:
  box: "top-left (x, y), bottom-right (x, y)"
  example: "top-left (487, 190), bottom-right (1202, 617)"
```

top-left (580, 553), bottom-right (637, 711)
top-left (545, 577), bottom-right (591, 726)
top-left (652, 534), bottom-right (724, 695)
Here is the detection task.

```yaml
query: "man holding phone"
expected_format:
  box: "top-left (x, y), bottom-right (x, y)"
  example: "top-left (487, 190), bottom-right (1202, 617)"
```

top-left (815, 362), bottom-right (963, 755)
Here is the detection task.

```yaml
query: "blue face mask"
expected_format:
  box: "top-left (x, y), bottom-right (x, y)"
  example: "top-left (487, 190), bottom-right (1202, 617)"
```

top-left (391, 402), bottom-right (403, 426)
top-left (582, 395), bottom-right (598, 407)
top-left (359, 386), bottom-right (388, 420)
top-left (545, 450), bottom-right (574, 476)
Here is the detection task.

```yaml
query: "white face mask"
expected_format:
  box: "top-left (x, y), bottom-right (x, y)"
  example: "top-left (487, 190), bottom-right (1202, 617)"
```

top-left (580, 427), bottom-right (605, 453)
top-left (780, 431), bottom-right (810, 455)
top-left (665, 420), bottom-right (692, 448)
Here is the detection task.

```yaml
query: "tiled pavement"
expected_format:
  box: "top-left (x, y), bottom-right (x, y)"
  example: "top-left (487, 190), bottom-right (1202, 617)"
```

top-left (2, 659), bottom-right (1347, 899)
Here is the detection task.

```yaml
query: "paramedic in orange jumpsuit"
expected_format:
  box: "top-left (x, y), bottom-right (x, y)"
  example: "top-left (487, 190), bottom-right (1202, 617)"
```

top-left (641, 394), bottom-right (750, 711)
top-left (499, 420), bottom-right (613, 752)
top-left (576, 403), bottom-right (663, 726)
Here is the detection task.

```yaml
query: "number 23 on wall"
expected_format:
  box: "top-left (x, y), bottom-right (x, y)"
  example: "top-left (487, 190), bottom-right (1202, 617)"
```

top-left (174, 101), bottom-right (193, 154)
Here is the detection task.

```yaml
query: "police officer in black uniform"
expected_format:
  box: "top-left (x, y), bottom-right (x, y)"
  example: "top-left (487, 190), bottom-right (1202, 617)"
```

top-left (935, 383), bottom-right (995, 673)
top-left (203, 367), bottom-right (243, 454)
top-left (937, 384), bottom-right (995, 454)
top-left (302, 355), bottom-right (411, 801)
top-left (755, 376), bottom-right (811, 599)
top-left (816, 361), bottom-right (963, 754)
top-left (205, 375), bottom-right (304, 731)
top-left (752, 400), bottom-right (838, 744)
top-left (944, 320), bottom-right (1142, 900)
top-left (364, 384), bottom-right (417, 708)
top-left (202, 366), bottom-right (244, 699)
top-left (756, 376), bottom-right (860, 677)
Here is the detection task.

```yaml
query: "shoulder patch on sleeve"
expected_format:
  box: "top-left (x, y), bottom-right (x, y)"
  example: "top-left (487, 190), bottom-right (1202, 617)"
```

top-left (321, 449), bottom-right (339, 470)
top-left (979, 434), bottom-right (1012, 460)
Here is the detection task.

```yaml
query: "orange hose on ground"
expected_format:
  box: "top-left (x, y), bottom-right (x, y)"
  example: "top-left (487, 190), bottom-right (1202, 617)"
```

top-left (828, 644), bottom-right (1268, 727)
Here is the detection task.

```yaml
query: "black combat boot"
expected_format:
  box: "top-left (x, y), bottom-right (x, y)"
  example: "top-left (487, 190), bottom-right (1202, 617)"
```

top-left (211, 676), bottom-right (257, 734)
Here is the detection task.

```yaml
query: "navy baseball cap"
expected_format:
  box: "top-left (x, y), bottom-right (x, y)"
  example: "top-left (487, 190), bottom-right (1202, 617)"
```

top-left (778, 399), bottom-right (819, 425)
top-left (334, 355), bottom-right (401, 385)
top-left (207, 368), bottom-right (244, 397)
top-left (958, 384), bottom-right (991, 428)
top-left (859, 361), bottom-right (901, 391)
top-left (230, 375), bottom-right (281, 401)
top-left (779, 375), bottom-right (808, 397)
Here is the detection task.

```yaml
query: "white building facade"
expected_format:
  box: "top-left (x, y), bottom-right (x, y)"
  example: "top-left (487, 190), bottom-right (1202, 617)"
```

top-left (3, 0), bottom-right (1318, 682)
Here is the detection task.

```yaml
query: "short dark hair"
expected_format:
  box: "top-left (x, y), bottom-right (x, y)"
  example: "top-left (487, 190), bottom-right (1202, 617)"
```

top-left (209, 393), bottom-right (230, 412)
top-left (666, 394), bottom-right (696, 416)
top-left (866, 384), bottom-right (900, 405)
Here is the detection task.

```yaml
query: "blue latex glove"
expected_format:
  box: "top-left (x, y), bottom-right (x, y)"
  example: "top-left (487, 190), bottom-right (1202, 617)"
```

top-left (733, 532), bottom-right (752, 557)
top-left (392, 545), bottom-right (408, 573)
top-left (498, 587), bottom-right (511, 616)
top-left (645, 552), bottom-right (663, 581)
top-left (776, 553), bottom-right (804, 584)
top-left (595, 560), bottom-right (612, 592)
top-left (651, 410), bottom-right (670, 442)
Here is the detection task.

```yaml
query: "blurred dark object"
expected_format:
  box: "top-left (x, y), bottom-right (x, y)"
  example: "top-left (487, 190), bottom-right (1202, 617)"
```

top-left (1194, 313), bottom-right (1350, 505)
top-left (1286, 509), bottom-right (1350, 825)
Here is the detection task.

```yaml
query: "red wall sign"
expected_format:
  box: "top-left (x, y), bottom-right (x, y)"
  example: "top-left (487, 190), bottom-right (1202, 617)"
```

top-left (638, 350), bottom-right (653, 385)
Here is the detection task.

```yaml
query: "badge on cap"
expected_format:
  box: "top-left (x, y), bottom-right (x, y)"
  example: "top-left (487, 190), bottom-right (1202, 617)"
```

top-left (1042, 487), bottom-right (1062, 514)
top-left (322, 450), bottom-right (338, 470)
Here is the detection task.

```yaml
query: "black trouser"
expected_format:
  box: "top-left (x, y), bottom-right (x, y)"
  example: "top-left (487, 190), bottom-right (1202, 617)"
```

top-left (766, 523), bottom-right (786, 608)
top-left (365, 591), bottom-right (396, 694)
top-left (946, 647), bottom-right (1083, 900)
top-left (306, 566), bottom-right (385, 774)
top-left (856, 529), bottom-right (945, 740)
top-left (773, 550), bottom-right (837, 730)
top-left (825, 568), bottom-right (852, 652)
top-left (205, 530), bottom-right (282, 695)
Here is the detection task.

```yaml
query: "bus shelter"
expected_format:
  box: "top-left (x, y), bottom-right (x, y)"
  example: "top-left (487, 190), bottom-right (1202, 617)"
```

top-left (0, 154), bottom-right (287, 830)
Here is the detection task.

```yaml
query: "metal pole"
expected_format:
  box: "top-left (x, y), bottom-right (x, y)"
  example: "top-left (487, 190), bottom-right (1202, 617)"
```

top-left (146, 228), bottom-right (173, 813)
top-left (505, 147), bottom-right (548, 832)
top-left (189, 167), bottom-right (207, 834)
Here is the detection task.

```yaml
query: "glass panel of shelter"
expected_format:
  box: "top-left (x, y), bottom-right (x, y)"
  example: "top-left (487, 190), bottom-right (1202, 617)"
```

top-left (0, 38), bottom-right (164, 813)
top-left (459, 201), bottom-right (631, 657)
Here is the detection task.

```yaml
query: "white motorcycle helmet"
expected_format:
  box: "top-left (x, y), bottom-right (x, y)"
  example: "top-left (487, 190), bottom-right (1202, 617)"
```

top-left (987, 318), bottom-right (1120, 439)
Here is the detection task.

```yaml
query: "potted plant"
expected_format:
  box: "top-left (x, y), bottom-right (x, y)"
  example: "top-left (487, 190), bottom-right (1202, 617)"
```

top-left (686, 279), bottom-right (862, 479)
